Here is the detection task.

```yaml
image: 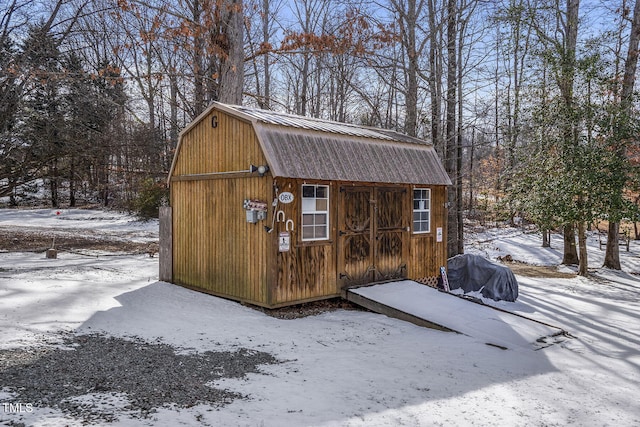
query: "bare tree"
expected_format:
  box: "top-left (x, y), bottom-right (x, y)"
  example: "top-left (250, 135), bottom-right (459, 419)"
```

top-left (445, 0), bottom-right (460, 255)
top-left (428, 0), bottom-right (445, 154)
top-left (389, 0), bottom-right (423, 136)
top-left (244, 0), bottom-right (283, 109)
top-left (218, 0), bottom-right (245, 104)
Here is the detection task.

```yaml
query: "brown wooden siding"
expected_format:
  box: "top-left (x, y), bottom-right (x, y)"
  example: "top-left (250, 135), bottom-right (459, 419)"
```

top-left (170, 109), bottom-right (273, 306)
top-left (271, 178), bottom-right (338, 306)
top-left (171, 176), bottom-right (273, 305)
top-left (173, 109), bottom-right (260, 176)
top-left (408, 185), bottom-right (448, 280)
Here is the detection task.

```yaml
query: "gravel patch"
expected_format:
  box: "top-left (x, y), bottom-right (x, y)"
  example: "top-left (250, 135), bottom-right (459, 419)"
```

top-left (252, 297), bottom-right (367, 319)
top-left (0, 333), bottom-right (279, 424)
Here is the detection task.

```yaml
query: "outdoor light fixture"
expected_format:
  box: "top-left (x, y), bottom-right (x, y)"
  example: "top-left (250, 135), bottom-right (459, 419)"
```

top-left (250, 164), bottom-right (270, 177)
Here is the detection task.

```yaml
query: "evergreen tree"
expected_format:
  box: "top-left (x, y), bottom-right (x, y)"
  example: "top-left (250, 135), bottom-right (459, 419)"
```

top-left (19, 23), bottom-right (65, 207)
top-left (62, 53), bottom-right (102, 207)
top-left (0, 36), bottom-right (23, 202)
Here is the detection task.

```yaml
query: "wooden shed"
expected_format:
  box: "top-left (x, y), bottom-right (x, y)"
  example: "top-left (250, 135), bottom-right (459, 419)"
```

top-left (163, 102), bottom-right (451, 308)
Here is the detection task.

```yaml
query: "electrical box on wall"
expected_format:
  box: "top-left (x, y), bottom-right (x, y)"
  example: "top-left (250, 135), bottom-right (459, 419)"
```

top-left (246, 209), bottom-right (258, 223)
top-left (244, 199), bottom-right (268, 224)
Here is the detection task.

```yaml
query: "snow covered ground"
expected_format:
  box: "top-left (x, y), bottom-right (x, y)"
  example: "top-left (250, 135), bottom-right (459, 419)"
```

top-left (1, 209), bottom-right (639, 426)
top-left (0, 208), bottom-right (158, 247)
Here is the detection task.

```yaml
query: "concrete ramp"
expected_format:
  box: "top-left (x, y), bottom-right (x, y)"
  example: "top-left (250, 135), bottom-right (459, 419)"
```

top-left (346, 280), bottom-right (566, 350)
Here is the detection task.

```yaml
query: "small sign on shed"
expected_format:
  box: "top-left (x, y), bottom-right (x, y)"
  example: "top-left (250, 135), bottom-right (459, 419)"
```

top-left (279, 232), bottom-right (290, 252)
top-left (278, 192), bottom-right (294, 204)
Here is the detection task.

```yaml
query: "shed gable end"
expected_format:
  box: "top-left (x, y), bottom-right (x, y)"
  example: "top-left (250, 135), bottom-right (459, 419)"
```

top-left (171, 109), bottom-right (266, 177)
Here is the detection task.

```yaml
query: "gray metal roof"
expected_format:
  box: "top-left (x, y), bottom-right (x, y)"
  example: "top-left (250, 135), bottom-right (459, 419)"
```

top-left (199, 102), bottom-right (451, 186)
top-left (231, 105), bottom-right (407, 142)
top-left (255, 126), bottom-right (451, 185)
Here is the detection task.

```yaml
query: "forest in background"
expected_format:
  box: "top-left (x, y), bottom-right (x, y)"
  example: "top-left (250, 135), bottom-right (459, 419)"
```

top-left (1, 0), bottom-right (640, 274)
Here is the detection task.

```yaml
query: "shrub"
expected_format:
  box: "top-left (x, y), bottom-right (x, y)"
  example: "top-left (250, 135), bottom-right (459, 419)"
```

top-left (134, 178), bottom-right (168, 220)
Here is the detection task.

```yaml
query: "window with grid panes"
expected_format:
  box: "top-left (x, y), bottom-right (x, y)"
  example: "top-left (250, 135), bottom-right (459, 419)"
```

top-left (413, 188), bottom-right (431, 233)
top-left (301, 185), bottom-right (329, 240)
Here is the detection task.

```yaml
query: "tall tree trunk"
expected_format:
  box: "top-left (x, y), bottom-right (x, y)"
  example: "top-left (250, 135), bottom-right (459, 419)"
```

top-left (218, 0), bottom-right (244, 105)
top-left (445, 0), bottom-right (460, 256)
top-left (299, 52), bottom-right (310, 115)
top-left (604, 0), bottom-right (640, 269)
top-left (620, 0), bottom-right (640, 117)
top-left (69, 158), bottom-right (76, 207)
top-left (604, 222), bottom-right (621, 269)
top-left (542, 229), bottom-right (550, 248)
top-left (503, 0), bottom-right (531, 190)
top-left (169, 70), bottom-right (179, 163)
top-left (635, 196), bottom-right (640, 240)
top-left (562, 225), bottom-right (579, 265)
top-left (557, 0), bottom-right (581, 267)
top-left (101, 152), bottom-right (109, 207)
top-left (494, 24), bottom-right (501, 192)
top-left (261, 0), bottom-right (271, 109)
top-left (577, 221), bottom-right (588, 275)
top-left (468, 126), bottom-right (475, 212)
top-left (455, 3), bottom-right (468, 254)
top-left (312, 51), bottom-right (323, 117)
top-left (146, 89), bottom-right (155, 136)
top-left (50, 158), bottom-right (59, 208)
top-left (404, 0), bottom-right (419, 137)
top-left (191, 0), bottom-right (205, 114)
top-left (428, 0), bottom-right (443, 156)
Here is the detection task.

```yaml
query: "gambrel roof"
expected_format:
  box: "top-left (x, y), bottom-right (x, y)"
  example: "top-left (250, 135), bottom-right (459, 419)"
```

top-left (170, 102), bottom-right (451, 186)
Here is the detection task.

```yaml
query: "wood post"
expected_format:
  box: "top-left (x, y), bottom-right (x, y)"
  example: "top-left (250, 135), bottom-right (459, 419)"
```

top-left (159, 206), bottom-right (173, 282)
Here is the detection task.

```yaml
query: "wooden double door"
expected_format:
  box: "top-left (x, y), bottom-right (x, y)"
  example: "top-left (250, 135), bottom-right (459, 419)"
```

top-left (338, 186), bottom-right (409, 288)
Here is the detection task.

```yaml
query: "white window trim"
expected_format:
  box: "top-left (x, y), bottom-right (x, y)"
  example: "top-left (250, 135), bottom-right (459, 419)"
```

top-left (301, 184), bottom-right (330, 241)
top-left (413, 188), bottom-right (431, 234)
